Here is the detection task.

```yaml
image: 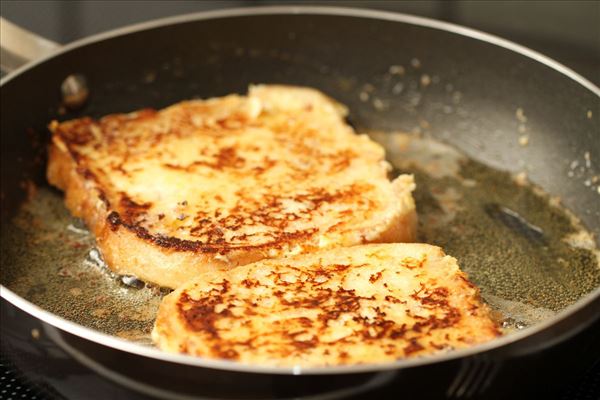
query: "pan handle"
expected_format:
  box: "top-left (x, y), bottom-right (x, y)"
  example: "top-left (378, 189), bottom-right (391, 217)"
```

top-left (0, 17), bottom-right (60, 74)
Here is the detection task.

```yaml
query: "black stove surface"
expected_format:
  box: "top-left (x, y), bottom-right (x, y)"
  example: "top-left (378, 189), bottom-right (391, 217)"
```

top-left (1, 297), bottom-right (599, 400)
top-left (1, 341), bottom-right (599, 400)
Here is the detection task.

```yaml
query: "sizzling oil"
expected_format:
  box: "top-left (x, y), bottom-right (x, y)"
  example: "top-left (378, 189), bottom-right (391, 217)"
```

top-left (370, 132), bottom-right (600, 332)
top-left (0, 191), bottom-right (163, 344)
top-left (1, 132), bottom-right (599, 341)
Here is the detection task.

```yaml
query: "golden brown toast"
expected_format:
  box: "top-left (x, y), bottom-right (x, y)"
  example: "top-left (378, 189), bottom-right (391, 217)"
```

top-left (47, 85), bottom-right (417, 288)
top-left (152, 243), bottom-right (500, 366)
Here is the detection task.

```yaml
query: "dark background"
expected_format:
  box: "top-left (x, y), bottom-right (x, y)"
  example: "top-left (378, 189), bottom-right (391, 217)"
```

top-left (1, 0), bottom-right (599, 86)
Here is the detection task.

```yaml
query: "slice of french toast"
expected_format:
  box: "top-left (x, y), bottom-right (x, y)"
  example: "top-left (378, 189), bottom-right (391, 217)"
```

top-left (47, 85), bottom-right (417, 288)
top-left (152, 243), bottom-right (500, 366)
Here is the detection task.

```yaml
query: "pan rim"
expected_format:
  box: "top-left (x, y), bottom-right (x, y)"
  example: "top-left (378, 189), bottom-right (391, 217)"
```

top-left (1, 5), bottom-right (599, 96)
top-left (3, 283), bottom-right (599, 375)
top-left (1, 5), bottom-right (599, 375)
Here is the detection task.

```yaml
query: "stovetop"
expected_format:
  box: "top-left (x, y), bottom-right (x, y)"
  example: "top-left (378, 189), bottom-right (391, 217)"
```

top-left (1, 342), bottom-right (599, 400)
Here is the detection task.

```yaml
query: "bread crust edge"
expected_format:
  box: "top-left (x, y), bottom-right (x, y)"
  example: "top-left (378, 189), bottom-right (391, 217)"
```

top-left (47, 139), bottom-right (417, 289)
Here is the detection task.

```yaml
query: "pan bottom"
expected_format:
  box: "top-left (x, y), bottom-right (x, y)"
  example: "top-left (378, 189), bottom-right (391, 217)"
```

top-left (1, 132), bottom-right (599, 345)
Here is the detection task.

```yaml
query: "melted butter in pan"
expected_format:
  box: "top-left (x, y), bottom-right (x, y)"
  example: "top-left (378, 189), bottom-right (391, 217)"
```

top-left (371, 131), bottom-right (599, 332)
top-left (1, 132), bottom-right (599, 341)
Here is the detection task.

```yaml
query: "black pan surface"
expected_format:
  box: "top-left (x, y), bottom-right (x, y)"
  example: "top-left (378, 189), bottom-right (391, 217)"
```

top-left (1, 6), bottom-right (599, 398)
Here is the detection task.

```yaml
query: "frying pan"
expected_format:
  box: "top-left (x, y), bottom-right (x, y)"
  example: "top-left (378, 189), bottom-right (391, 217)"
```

top-left (1, 6), bottom-right (599, 400)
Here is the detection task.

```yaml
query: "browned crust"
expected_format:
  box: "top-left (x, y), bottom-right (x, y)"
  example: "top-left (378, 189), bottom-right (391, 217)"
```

top-left (48, 141), bottom-right (417, 288)
top-left (47, 86), bottom-right (417, 288)
top-left (151, 243), bottom-right (501, 366)
top-left (48, 140), bottom-right (274, 286)
top-left (47, 143), bottom-right (107, 235)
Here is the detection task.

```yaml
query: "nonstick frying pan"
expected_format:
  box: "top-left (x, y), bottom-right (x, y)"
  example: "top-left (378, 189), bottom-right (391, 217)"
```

top-left (1, 6), bottom-right (599, 400)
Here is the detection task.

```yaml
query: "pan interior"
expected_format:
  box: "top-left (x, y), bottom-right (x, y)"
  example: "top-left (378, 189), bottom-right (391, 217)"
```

top-left (0, 10), bottom-right (599, 370)
top-left (1, 132), bottom-right (599, 345)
